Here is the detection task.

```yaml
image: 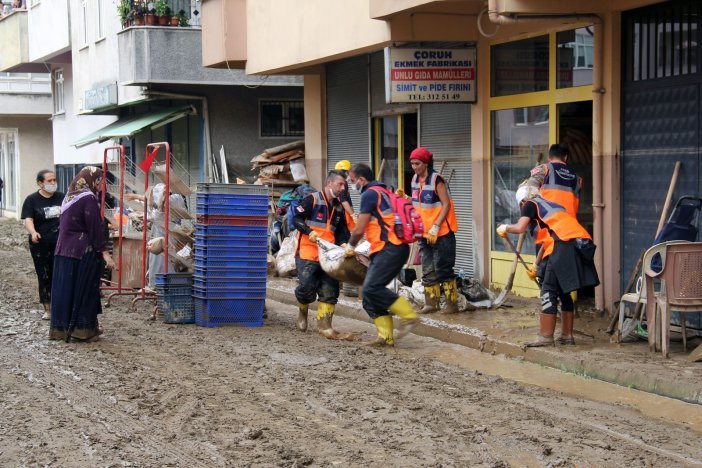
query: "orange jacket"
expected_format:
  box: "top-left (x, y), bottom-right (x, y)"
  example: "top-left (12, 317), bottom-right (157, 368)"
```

top-left (297, 191), bottom-right (339, 262)
top-left (362, 183), bottom-right (402, 254)
top-left (410, 170), bottom-right (458, 237)
top-left (528, 196), bottom-right (590, 257)
top-left (535, 162), bottom-right (582, 250)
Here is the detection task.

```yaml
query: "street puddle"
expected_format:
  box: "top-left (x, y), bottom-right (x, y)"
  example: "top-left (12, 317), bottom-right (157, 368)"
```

top-left (406, 340), bottom-right (702, 434)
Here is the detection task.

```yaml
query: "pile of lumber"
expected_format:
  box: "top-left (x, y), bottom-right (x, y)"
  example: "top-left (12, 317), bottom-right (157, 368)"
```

top-left (251, 140), bottom-right (306, 186)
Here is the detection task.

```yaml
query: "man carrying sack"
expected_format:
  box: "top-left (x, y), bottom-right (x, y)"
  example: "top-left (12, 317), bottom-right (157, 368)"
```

top-left (345, 163), bottom-right (419, 347)
top-left (291, 171), bottom-right (349, 338)
top-left (409, 147), bottom-right (460, 314)
top-left (497, 183), bottom-right (599, 347)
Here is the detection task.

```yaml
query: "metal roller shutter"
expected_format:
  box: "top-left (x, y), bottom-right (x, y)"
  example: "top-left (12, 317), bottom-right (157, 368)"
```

top-left (420, 103), bottom-right (475, 276)
top-left (326, 56), bottom-right (370, 207)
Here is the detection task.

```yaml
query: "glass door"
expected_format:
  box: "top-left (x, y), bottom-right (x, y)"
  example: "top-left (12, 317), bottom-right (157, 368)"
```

top-left (373, 113), bottom-right (418, 194)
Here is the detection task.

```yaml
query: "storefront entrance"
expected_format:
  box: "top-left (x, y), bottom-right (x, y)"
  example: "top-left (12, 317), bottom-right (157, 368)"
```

top-left (373, 113), bottom-right (418, 193)
top-left (489, 27), bottom-right (595, 296)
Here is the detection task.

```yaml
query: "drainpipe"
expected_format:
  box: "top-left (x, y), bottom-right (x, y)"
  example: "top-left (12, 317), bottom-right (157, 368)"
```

top-left (591, 21), bottom-right (605, 312)
top-left (146, 90), bottom-right (213, 182)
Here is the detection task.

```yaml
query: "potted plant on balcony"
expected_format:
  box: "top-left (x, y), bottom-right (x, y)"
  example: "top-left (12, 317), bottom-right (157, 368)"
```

top-left (145, 7), bottom-right (157, 26)
top-left (155, 0), bottom-right (170, 25)
top-left (132, 4), bottom-right (145, 26)
top-left (177, 9), bottom-right (188, 27)
top-left (170, 9), bottom-right (180, 26)
top-left (118, 0), bottom-right (132, 28)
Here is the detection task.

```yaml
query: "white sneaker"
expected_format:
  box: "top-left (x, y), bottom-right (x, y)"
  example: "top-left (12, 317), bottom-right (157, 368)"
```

top-left (41, 311), bottom-right (50, 321)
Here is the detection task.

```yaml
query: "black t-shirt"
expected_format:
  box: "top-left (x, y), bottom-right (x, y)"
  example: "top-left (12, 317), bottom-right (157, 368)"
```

top-left (21, 191), bottom-right (65, 244)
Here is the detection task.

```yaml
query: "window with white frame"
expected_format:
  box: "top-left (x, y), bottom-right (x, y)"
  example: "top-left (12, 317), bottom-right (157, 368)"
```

top-left (81, 1), bottom-right (88, 45)
top-left (260, 100), bottom-right (304, 137)
top-left (52, 69), bottom-right (65, 115)
top-left (96, 0), bottom-right (105, 38)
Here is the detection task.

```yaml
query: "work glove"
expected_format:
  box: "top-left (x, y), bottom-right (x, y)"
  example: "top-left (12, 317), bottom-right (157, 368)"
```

top-left (426, 224), bottom-right (440, 245)
top-left (342, 243), bottom-right (356, 258)
top-left (395, 188), bottom-right (405, 198)
top-left (526, 266), bottom-right (538, 282)
top-left (308, 231), bottom-right (320, 243)
top-left (496, 224), bottom-right (508, 238)
top-left (351, 213), bottom-right (359, 221)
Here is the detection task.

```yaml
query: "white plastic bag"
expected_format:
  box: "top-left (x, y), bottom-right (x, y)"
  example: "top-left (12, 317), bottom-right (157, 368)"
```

top-left (317, 239), bottom-right (370, 286)
top-left (276, 231), bottom-right (299, 277)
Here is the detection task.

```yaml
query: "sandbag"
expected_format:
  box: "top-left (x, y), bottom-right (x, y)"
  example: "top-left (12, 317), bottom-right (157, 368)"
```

top-left (147, 237), bottom-right (165, 254)
top-left (317, 239), bottom-right (370, 286)
top-left (276, 231), bottom-right (299, 277)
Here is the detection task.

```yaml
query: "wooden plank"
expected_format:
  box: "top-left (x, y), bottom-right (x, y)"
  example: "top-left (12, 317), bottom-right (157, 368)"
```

top-left (269, 148), bottom-right (304, 163)
top-left (264, 140), bottom-right (305, 155)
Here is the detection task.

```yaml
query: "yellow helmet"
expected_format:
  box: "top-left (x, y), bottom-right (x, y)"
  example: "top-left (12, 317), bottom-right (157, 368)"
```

top-left (334, 160), bottom-right (351, 171)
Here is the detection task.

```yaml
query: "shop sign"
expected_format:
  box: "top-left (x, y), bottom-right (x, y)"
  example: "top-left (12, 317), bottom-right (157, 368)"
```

top-left (384, 47), bottom-right (476, 104)
top-left (84, 83), bottom-right (118, 111)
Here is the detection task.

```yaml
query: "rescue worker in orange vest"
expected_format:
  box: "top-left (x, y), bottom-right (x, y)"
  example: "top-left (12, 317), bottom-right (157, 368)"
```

top-left (345, 163), bottom-right (418, 347)
top-left (526, 143), bottom-right (582, 282)
top-left (409, 147), bottom-right (460, 314)
top-left (497, 184), bottom-right (599, 346)
top-left (291, 171), bottom-right (348, 338)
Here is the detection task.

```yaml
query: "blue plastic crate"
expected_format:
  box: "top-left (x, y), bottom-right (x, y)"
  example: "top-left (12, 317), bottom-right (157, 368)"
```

top-left (194, 297), bottom-right (264, 327)
top-left (194, 235), bottom-right (269, 249)
top-left (196, 204), bottom-right (269, 217)
top-left (197, 183), bottom-right (268, 196)
top-left (193, 265), bottom-right (268, 278)
top-left (157, 292), bottom-right (195, 324)
top-left (193, 243), bottom-right (268, 257)
top-left (194, 254), bottom-right (267, 269)
top-left (154, 273), bottom-right (193, 286)
top-left (196, 193), bottom-right (268, 206)
top-left (193, 276), bottom-right (267, 289)
top-left (192, 285), bottom-right (266, 298)
top-left (195, 225), bottom-right (268, 238)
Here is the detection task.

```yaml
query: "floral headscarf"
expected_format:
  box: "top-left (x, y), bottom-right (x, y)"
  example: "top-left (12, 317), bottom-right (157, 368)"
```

top-left (61, 166), bottom-right (103, 213)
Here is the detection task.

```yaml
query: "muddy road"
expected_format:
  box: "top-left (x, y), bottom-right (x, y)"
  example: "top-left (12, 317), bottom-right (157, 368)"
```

top-left (1, 219), bottom-right (701, 467)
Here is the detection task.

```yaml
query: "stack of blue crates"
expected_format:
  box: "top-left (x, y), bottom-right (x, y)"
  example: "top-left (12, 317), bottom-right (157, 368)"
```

top-left (155, 273), bottom-right (194, 324)
top-left (194, 183), bottom-right (269, 327)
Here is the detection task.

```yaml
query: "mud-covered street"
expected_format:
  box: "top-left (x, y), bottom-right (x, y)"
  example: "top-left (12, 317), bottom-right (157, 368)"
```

top-left (1, 219), bottom-right (702, 467)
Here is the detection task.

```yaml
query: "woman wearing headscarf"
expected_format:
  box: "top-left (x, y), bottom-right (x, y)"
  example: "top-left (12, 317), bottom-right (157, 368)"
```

top-left (49, 166), bottom-right (115, 342)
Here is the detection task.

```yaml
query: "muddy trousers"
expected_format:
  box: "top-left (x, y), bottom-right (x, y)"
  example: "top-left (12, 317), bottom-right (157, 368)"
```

top-left (29, 240), bottom-right (56, 305)
top-left (419, 232), bottom-right (456, 286)
top-left (362, 243), bottom-right (410, 319)
top-left (294, 258), bottom-right (339, 305)
top-left (539, 257), bottom-right (574, 315)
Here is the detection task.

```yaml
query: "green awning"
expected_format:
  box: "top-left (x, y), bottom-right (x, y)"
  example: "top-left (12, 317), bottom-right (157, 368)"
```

top-left (71, 105), bottom-right (194, 148)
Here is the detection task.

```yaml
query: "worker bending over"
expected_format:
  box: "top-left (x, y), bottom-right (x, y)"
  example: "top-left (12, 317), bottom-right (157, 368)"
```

top-left (527, 143), bottom-right (583, 282)
top-left (291, 171), bottom-right (348, 338)
top-left (409, 147), bottom-right (460, 313)
top-left (497, 184), bottom-right (599, 346)
top-left (345, 163), bottom-right (418, 346)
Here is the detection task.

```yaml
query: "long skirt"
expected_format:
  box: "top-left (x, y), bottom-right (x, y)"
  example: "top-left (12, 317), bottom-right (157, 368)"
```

top-left (49, 249), bottom-right (102, 341)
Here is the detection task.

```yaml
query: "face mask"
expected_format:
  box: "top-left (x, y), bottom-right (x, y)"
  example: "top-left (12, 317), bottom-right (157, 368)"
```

top-left (328, 186), bottom-right (339, 198)
top-left (43, 183), bottom-right (58, 193)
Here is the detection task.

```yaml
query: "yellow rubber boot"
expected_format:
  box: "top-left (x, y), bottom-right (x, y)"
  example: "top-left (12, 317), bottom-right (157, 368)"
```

top-left (442, 279), bottom-right (460, 314)
top-left (368, 315), bottom-right (395, 347)
top-left (296, 303), bottom-right (309, 331)
top-left (420, 284), bottom-right (441, 314)
top-left (316, 302), bottom-right (338, 339)
top-left (389, 296), bottom-right (419, 339)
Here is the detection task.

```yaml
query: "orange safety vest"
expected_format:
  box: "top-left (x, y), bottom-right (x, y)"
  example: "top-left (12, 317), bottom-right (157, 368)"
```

top-left (529, 196), bottom-right (591, 257)
top-left (410, 171), bottom-right (458, 237)
top-left (297, 191), bottom-right (339, 262)
top-left (536, 162), bottom-right (582, 248)
top-left (364, 183), bottom-right (402, 254)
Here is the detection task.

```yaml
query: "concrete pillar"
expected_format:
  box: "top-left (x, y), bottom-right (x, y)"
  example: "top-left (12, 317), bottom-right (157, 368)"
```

top-left (303, 72), bottom-right (327, 190)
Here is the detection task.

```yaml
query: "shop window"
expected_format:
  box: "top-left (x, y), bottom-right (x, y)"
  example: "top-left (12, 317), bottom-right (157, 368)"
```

top-left (52, 68), bottom-right (64, 115)
top-left (260, 100), bottom-right (304, 138)
top-left (491, 106), bottom-right (549, 253)
top-left (557, 28), bottom-right (594, 88)
top-left (491, 35), bottom-right (549, 97)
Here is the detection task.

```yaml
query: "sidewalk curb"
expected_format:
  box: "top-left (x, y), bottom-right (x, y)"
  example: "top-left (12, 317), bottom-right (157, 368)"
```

top-left (267, 286), bottom-right (702, 405)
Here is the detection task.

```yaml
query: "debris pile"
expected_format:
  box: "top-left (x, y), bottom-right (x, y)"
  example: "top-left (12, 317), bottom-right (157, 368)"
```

top-left (251, 140), bottom-right (307, 187)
